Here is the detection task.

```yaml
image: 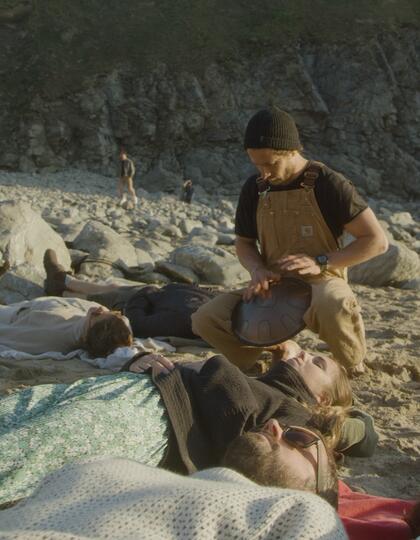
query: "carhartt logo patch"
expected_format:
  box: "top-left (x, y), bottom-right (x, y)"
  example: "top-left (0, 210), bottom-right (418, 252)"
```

top-left (301, 225), bottom-right (313, 237)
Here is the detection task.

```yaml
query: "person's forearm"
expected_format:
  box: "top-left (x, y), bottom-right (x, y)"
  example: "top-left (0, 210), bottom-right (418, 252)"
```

top-left (235, 238), bottom-right (265, 273)
top-left (327, 234), bottom-right (388, 269)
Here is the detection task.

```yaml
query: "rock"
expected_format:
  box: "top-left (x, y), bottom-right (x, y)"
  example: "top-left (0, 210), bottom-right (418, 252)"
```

top-left (217, 217), bottom-right (235, 234)
top-left (400, 278), bottom-right (420, 290)
top-left (155, 261), bottom-right (199, 284)
top-left (187, 229), bottom-right (218, 247)
top-left (161, 224), bottom-right (183, 239)
top-left (53, 221), bottom-right (85, 244)
top-left (147, 217), bottom-right (170, 232)
top-left (389, 212), bottom-right (415, 229)
top-left (389, 226), bottom-right (414, 245)
top-left (218, 200), bottom-right (235, 214)
top-left (413, 240), bottom-right (420, 253)
top-left (217, 233), bottom-right (235, 245)
top-left (135, 237), bottom-right (173, 262)
top-left (171, 245), bottom-right (248, 286)
top-left (134, 248), bottom-right (154, 266)
top-left (68, 249), bottom-right (89, 270)
top-left (0, 201), bottom-right (71, 302)
top-left (0, 265), bottom-right (45, 304)
top-left (72, 220), bottom-right (139, 267)
top-left (349, 240), bottom-right (420, 287)
top-left (138, 272), bottom-right (172, 284)
top-left (78, 260), bottom-right (124, 280)
top-left (179, 218), bottom-right (202, 235)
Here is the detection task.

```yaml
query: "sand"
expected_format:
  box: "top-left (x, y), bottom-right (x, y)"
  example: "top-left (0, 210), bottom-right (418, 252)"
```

top-left (0, 171), bottom-right (419, 503)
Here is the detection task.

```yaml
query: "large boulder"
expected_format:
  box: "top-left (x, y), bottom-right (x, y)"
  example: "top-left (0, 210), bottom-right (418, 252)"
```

top-left (349, 239), bottom-right (420, 287)
top-left (135, 237), bottom-right (173, 262)
top-left (72, 220), bottom-right (146, 269)
top-left (155, 261), bottom-right (199, 284)
top-left (171, 245), bottom-right (248, 286)
top-left (0, 201), bottom-right (71, 303)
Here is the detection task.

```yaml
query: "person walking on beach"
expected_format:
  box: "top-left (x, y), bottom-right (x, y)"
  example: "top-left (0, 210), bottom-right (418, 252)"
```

top-left (192, 107), bottom-right (388, 376)
top-left (118, 150), bottom-right (138, 208)
top-left (181, 179), bottom-right (194, 204)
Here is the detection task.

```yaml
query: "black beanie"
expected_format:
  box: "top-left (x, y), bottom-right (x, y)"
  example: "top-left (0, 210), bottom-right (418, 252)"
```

top-left (244, 107), bottom-right (302, 151)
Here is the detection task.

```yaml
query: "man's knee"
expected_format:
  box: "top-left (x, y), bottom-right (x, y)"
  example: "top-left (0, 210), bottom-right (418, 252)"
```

top-left (191, 304), bottom-right (212, 337)
top-left (191, 294), bottom-right (239, 337)
top-left (312, 281), bottom-right (358, 317)
top-left (319, 294), bottom-right (358, 318)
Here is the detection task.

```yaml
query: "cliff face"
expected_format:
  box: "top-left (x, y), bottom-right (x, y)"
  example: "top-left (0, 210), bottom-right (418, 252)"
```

top-left (1, 2), bottom-right (419, 197)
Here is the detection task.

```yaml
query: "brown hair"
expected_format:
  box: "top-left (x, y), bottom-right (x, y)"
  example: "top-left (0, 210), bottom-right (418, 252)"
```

top-left (85, 312), bottom-right (133, 357)
top-left (222, 430), bottom-right (339, 508)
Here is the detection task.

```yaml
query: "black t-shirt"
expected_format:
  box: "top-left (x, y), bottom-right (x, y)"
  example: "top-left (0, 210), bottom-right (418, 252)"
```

top-left (235, 162), bottom-right (368, 241)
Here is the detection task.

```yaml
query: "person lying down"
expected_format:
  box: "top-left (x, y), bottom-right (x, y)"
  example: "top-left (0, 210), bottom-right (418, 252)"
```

top-left (0, 350), bottom-right (378, 508)
top-left (0, 296), bottom-right (132, 356)
top-left (0, 249), bottom-right (216, 359)
top-left (43, 248), bottom-right (216, 340)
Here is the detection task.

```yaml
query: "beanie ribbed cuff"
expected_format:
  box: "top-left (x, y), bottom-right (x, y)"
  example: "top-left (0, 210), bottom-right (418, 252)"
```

top-left (244, 107), bottom-right (301, 151)
top-left (259, 135), bottom-right (301, 151)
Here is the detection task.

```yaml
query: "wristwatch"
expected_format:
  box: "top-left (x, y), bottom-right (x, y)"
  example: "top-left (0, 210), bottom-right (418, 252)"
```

top-left (315, 254), bottom-right (329, 273)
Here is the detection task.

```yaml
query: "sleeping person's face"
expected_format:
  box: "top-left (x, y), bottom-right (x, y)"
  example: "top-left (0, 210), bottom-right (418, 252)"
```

top-left (222, 419), bottom-right (334, 502)
top-left (282, 351), bottom-right (339, 402)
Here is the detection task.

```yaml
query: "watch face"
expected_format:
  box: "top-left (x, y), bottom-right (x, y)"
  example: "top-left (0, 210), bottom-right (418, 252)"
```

top-left (317, 255), bottom-right (328, 265)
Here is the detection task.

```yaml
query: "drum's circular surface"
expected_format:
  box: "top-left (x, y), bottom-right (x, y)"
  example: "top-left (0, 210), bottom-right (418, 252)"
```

top-left (232, 278), bottom-right (312, 346)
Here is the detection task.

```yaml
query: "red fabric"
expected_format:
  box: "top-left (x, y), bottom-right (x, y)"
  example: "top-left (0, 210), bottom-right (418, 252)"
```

top-left (338, 481), bottom-right (416, 540)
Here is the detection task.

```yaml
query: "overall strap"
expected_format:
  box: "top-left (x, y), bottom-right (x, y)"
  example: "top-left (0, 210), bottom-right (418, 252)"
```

top-left (256, 176), bottom-right (271, 196)
top-left (300, 161), bottom-right (322, 189)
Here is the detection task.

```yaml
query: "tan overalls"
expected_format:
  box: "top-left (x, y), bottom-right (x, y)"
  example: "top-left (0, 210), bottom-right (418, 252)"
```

top-left (192, 162), bottom-right (366, 370)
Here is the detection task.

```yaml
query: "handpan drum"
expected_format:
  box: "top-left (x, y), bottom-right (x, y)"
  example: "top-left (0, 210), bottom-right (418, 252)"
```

top-left (231, 278), bottom-right (312, 346)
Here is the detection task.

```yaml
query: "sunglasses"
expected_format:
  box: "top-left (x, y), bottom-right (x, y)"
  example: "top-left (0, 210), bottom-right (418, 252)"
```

top-left (279, 424), bottom-right (329, 496)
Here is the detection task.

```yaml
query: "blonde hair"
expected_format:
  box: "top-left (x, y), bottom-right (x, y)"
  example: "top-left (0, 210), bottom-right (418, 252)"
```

top-left (311, 359), bottom-right (353, 449)
top-left (325, 360), bottom-right (352, 409)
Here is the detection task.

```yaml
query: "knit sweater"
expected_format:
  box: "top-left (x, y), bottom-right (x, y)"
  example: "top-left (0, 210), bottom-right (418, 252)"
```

top-left (154, 356), bottom-right (324, 474)
top-left (0, 458), bottom-right (347, 540)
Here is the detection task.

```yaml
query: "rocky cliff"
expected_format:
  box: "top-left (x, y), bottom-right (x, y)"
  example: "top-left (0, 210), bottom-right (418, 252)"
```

top-left (1, 1), bottom-right (419, 197)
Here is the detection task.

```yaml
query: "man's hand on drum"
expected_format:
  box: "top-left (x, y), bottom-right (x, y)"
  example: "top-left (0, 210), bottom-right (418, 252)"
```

top-left (276, 254), bottom-right (322, 276)
top-left (243, 267), bottom-right (281, 301)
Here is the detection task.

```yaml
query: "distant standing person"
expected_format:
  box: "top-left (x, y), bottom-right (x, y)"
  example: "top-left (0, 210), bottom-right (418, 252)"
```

top-left (118, 150), bottom-right (138, 208)
top-left (181, 179), bottom-right (194, 204)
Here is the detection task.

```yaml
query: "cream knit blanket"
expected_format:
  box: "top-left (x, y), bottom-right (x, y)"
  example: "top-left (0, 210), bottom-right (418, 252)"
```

top-left (0, 458), bottom-right (347, 540)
